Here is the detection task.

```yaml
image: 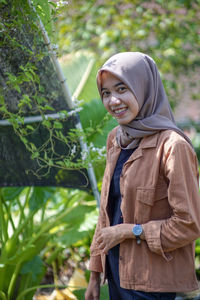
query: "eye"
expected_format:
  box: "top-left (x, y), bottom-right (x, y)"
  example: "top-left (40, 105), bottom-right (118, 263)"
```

top-left (117, 85), bottom-right (127, 93)
top-left (102, 90), bottom-right (110, 98)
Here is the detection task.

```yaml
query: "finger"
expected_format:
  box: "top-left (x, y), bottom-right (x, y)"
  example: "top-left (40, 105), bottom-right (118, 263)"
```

top-left (102, 245), bottom-right (109, 255)
top-left (96, 235), bottom-right (103, 243)
top-left (98, 242), bottom-right (105, 250)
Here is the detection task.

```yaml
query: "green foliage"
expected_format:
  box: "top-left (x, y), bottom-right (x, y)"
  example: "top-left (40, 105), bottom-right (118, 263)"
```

top-left (0, 186), bottom-right (97, 299)
top-left (0, 0), bottom-right (95, 180)
top-left (192, 130), bottom-right (200, 162)
top-left (56, 0), bottom-right (200, 107)
top-left (195, 238), bottom-right (200, 280)
top-left (60, 51), bottom-right (99, 100)
top-left (20, 256), bottom-right (44, 281)
top-left (74, 284), bottom-right (109, 300)
top-left (57, 0), bottom-right (200, 65)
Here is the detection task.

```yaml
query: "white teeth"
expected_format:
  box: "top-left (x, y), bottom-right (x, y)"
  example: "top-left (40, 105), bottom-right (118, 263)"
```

top-left (114, 108), bottom-right (127, 114)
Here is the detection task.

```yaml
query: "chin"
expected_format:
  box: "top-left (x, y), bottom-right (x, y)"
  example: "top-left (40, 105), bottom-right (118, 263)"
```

top-left (117, 116), bottom-right (136, 125)
top-left (117, 120), bottom-right (129, 125)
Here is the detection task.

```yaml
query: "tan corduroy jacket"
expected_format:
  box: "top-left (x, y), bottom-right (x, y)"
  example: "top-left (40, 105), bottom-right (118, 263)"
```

top-left (89, 128), bottom-right (200, 292)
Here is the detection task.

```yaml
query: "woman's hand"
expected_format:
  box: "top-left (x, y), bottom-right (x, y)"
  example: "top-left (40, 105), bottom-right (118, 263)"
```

top-left (85, 271), bottom-right (100, 300)
top-left (96, 224), bottom-right (135, 254)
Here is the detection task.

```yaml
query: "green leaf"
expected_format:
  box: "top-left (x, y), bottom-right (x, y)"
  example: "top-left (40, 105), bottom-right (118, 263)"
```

top-left (2, 187), bottom-right (24, 201)
top-left (79, 98), bottom-right (117, 147)
top-left (48, 1), bottom-right (57, 8)
top-left (20, 255), bottom-right (44, 281)
top-left (20, 137), bottom-right (28, 144)
top-left (74, 285), bottom-right (109, 300)
top-left (14, 85), bottom-right (21, 93)
top-left (53, 121), bottom-right (63, 129)
top-left (31, 152), bottom-right (39, 159)
top-left (195, 246), bottom-right (200, 255)
top-left (42, 120), bottom-right (52, 128)
top-left (44, 105), bottom-right (54, 111)
top-left (56, 205), bottom-right (97, 247)
top-left (29, 187), bottom-right (55, 211)
top-left (60, 51), bottom-right (99, 100)
top-left (27, 125), bottom-right (34, 131)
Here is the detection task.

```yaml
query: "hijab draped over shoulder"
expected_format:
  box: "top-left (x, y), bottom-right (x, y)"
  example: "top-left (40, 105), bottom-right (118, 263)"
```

top-left (96, 52), bottom-right (192, 149)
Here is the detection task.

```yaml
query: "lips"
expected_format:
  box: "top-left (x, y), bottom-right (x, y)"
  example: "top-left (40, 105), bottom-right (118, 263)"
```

top-left (112, 107), bottom-right (128, 115)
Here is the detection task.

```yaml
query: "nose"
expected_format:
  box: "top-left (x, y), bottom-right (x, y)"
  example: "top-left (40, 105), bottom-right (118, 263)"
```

top-left (109, 94), bottom-right (121, 105)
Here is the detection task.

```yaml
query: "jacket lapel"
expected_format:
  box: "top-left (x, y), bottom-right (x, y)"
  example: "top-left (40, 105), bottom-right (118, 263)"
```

top-left (107, 146), bottom-right (121, 180)
top-left (124, 132), bottom-right (159, 164)
top-left (106, 132), bottom-right (159, 177)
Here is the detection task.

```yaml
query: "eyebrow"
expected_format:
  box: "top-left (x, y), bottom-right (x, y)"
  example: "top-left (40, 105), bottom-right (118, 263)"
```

top-left (101, 82), bottom-right (125, 92)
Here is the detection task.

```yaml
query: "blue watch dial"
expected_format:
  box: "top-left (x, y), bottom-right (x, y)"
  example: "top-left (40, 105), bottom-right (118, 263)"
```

top-left (132, 224), bottom-right (143, 236)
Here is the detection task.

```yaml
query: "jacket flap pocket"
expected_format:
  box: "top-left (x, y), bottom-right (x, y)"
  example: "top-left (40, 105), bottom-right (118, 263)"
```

top-left (136, 187), bottom-right (155, 206)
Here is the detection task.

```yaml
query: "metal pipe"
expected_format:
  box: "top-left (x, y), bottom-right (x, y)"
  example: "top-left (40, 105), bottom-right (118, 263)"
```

top-left (0, 113), bottom-right (66, 125)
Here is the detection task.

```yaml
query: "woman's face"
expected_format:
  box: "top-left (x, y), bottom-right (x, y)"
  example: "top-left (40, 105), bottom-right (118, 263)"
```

top-left (101, 71), bottom-right (139, 125)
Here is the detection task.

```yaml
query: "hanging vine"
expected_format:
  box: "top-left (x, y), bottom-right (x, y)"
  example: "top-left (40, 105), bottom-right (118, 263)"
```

top-left (0, 0), bottom-right (105, 185)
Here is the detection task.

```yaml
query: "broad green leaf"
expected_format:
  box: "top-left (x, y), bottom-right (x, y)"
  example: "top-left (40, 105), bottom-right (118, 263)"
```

top-left (2, 187), bottom-right (24, 201)
top-left (60, 51), bottom-right (99, 101)
top-left (20, 255), bottom-right (44, 281)
top-left (29, 187), bottom-right (56, 210)
top-left (78, 209), bottom-right (98, 232)
top-left (56, 206), bottom-right (97, 247)
top-left (60, 203), bottom-right (95, 225)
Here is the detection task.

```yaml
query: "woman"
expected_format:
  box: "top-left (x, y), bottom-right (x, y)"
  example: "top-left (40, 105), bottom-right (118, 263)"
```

top-left (85, 52), bottom-right (200, 300)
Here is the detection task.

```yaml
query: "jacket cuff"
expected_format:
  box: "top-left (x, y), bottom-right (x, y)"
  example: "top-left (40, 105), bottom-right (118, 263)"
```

top-left (88, 254), bottom-right (103, 273)
top-left (143, 220), bottom-right (173, 261)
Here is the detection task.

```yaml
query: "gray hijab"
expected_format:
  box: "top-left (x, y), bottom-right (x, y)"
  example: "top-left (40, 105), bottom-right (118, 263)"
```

top-left (97, 52), bottom-right (192, 149)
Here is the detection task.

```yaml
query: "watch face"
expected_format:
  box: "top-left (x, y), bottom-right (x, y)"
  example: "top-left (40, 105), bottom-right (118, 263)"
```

top-left (133, 224), bottom-right (143, 236)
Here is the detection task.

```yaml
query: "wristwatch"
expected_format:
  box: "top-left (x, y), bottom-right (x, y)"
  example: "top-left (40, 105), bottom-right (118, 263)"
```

top-left (132, 224), bottom-right (143, 245)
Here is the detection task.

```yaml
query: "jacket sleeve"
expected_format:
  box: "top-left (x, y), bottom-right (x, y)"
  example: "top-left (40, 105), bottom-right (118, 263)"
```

top-left (143, 139), bottom-right (200, 261)
top-left (88, 212), bottom-right (103, 272)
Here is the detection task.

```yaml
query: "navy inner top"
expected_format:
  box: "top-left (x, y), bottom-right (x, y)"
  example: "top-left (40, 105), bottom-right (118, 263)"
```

top-left (108, 148), bottom-right (134, 226)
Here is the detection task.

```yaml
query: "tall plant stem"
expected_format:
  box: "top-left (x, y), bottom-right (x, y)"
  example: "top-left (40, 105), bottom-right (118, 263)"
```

top-left (4, 201), bottom-right (15, 232)
top-left (24, 205), bottom-right (74, 249)
top-left (0, 291), bottom-right (7, 300)
top-left (0, 190), bottom-right (8, 244)
top-left (18, 187), bottom-right (31, 226)
top-left (52, 261), bottom-right (58, 287)
top-left (7, 262), bottom-right (21, 300)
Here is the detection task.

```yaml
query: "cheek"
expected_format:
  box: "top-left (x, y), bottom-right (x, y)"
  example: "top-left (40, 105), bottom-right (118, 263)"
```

top-left (129, 100), bottom-right (139, 115)
top-left (103, 101), bottom-right (111, 112)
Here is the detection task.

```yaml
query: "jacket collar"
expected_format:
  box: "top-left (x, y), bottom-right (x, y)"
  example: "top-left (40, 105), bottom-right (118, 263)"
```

top-left (139, 132), bottom-right (159, 149)
top-left (107, 132), bottom-right (159, 179)
top-left (110, 131), bottom-right (159, 151)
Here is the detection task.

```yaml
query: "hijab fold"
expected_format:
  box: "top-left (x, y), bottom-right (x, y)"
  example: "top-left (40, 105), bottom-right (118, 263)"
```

top-left (97, 52), bottom-right (192, 149)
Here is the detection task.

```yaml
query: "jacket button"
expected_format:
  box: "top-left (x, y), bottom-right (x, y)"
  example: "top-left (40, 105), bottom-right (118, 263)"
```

top-left (119, 256), bottom-right (123, 260)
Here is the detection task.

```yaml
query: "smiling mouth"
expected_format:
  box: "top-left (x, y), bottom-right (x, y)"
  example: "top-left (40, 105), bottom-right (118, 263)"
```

top-left (113, 107), bottom-right (128, 115)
